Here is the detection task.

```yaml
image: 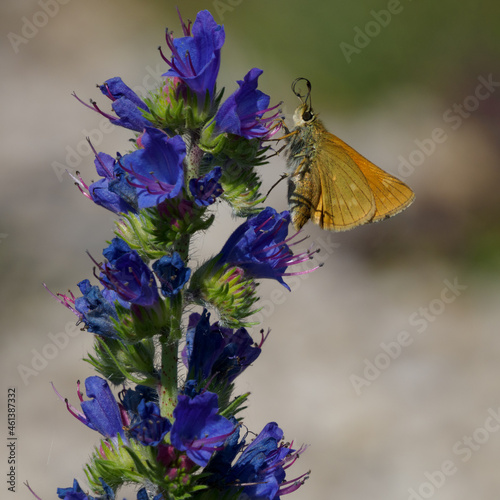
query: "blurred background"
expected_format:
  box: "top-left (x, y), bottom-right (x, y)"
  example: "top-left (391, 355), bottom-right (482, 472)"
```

top-left (2, 0), bottom-right (500, 499)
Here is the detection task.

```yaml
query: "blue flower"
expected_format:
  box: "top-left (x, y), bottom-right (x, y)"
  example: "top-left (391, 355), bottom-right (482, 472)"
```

top-left (71, 148), bottom-right (138, 214)
top-left (120, 128), bottom-right (185, 209)
top-left (55, 377), bottom-right (126, 442)
top-left (189, 166), bottom-right (223, 206)
top-left (183, 309), bottom-right (262, 386)
top-left (170, 392), bottom-right (235, 466)
top-left (56, 478), bottom-right (160, 500)
top-left (205, 422), bottom-right (309, 499)
top-left (129, 400), bottom-right (172, 446)
top-left (57, 478), bottom-right (112, 500)
top-left (152, 252), bottom-right (191, 297)
top-left (99, 77), bottom-right (153, 132)
top-left (80, 377), bottom-right (125, 439)
top-left (161, 10), bottom-right (225, 100)
top-left (120, 385), bottom-right (158, 415)
top-left (100, 238), bottom-right (159, 307)
top-left (90, 152), bottom-right (138, 214)
top-left (73, 279), bottom-right (121, 338)
top-left (217, 207), bottom-right (315, 290)
top-left (72, 77), bottom-right (152, 133)
top-left (215, 68), bottom-right (280, 139)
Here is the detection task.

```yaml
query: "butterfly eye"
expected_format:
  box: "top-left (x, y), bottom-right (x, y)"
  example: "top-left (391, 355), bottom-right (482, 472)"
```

top-left (302, 110), bottom-right (314, 122)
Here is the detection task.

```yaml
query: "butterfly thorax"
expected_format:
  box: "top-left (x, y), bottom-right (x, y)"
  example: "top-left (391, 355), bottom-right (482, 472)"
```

top-left (285, 111), bottom-right (327, 176)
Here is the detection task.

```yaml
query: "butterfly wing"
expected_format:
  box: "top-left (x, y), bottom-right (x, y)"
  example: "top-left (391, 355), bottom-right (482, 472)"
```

top-left (287, 134), bottom-right (376, 231)
top-left (328, 134), bottom-right (415, 222)
top-left (311, 135), bottom-right (376, 230)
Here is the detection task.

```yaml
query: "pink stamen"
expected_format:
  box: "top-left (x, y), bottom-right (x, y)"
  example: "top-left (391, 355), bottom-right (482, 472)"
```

top-left (100, 82), bottom-right (117, 102)
top-left (76, 380), bottom-right (84, 402)
top-left (258, 328), bottom-right (270, 348)
top-left (43, 283), bottom-right (80, 317)
top-left (176, 7), bottom-right (192, 36)
top-left (24, 481), bottom-right (42, 500)
top-left (277, 471), bottom-right (310, 496)
top-left (72, 92), bottom-right (117, 122)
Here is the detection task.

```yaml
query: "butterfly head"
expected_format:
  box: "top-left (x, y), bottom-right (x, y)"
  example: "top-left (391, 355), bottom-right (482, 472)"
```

top-left (291, 77), bottom-right (316, 127)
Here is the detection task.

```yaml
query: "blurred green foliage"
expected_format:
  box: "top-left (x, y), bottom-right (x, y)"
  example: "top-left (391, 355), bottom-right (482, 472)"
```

top-left (169, 0), bottom-right (500, 110)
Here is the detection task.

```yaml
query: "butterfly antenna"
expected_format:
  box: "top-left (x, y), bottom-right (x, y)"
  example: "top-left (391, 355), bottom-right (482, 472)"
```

top-left (292, 77), bottom-right (312, 108)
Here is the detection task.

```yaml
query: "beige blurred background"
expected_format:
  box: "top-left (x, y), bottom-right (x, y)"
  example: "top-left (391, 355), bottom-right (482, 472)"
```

top-left (2, 0), bottom-right (500, 499)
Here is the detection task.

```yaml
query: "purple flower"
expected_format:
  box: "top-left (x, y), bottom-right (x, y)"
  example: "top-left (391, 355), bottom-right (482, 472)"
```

top-left (99, 77), bottom-right (153, 131)
top-left (119, 385), bottom-right (158, 415)
top-left (73, 279), bottom-right (121, 338)
top-left (152, 252), bottom-right (191, 297)
top-left (161, 10), bottom-right (225, 100)
top-left (217, 207), bottom-right (317, 290)
top-left (57, 478), bottom-right (111, 500)
top-left (99, 238), bottom-right (159, 307)
top-left (206, 422), bottom-right (309, 499)
top-left (182, 309), bottom-right (262, 386)
top-left (54, 377), bottom-right (126, 442)
top-left (44, 279), bottom-right (125, 339)
top-left (71, 146), bottom-right (138, 214)
top-left (129, 400), bottom-right (172, 447)
top-left (215, 68), bottom-right (280, 139)
top-left (120, 128), bottom-right (185, 209)
top-left (170, 392), bottom-right (235, 466)
top-left (56, 479), bottom-right (158, 500)
top-left (189, 166), bottom-right (223, 207)
top-left (73, 77), bottom-right (152, 133)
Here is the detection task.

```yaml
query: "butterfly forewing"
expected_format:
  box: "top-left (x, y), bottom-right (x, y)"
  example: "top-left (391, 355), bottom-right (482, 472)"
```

top-left (313, 134), bottom-right (376, 230)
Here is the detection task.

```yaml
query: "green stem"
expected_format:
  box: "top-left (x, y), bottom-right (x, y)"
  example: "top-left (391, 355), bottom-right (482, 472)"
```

top-left (185, 129), bottom-right (202, 183)
top-left (159, 132), bottom-right (202, 419)
top-left (159, 337), bottom-right (179, 420)
top-left (159, 241), bottom-right (189, 419)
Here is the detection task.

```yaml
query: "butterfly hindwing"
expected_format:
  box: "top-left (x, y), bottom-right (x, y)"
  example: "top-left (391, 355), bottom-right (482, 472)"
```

top-left (328, 133), bottom-right (415, 222)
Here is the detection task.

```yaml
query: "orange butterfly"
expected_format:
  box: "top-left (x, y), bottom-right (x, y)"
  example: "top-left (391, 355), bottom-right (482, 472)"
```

top-left (284, 78), bottom-right (415, 231)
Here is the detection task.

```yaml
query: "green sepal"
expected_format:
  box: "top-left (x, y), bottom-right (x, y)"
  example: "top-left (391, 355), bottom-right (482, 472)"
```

top-left (219, 392), bottom-right (250, 421)
top-left (86, 436), bottom-right (206, 499)
top-left (84, 336), bottom-right (157, 386)
top-left (142, 82), bottom-right (224, 136)
top-left (218, 161), bottom-right (265, 217)
top-left (145, 198), bottom-right (215, 251)
top-left (188, 258), bottom-right (260, 328)
top-left (104, 300), bottom-right (171, 344)
top-left (114, 212), bottom-right (164, 261)
top-left (200, 127), bottom-right (270, 169)
top-left (199, 130), bottom-right (268, 217)
top-left (85, 434), bottom-right (147, 492)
